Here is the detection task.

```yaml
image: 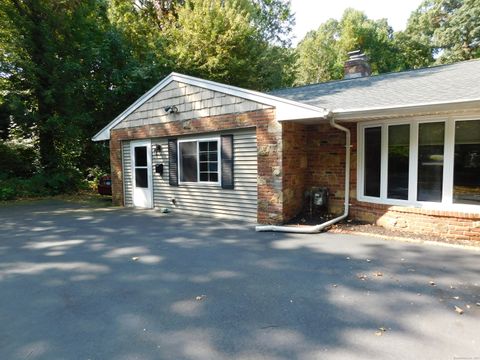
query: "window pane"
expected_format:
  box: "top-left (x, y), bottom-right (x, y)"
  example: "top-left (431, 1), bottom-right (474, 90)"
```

top-left (134, 146), bottom-right (147, 167)
top-left (209, 152), bottom-right (217, 161)
top-left (199, 142), bottom-right (208, 151)
top-left (388, 125), bottom-right (410, 199)
top-left (135, 168), bottom-right (148, 188)
top-left (179, 141), bottom-right (198, 182)
top-left (209, 162), bottom-right (218, 172)
top-left (417, 122), bottom-right (444, 202)
top-left (364, 127), bottom-right (381, 197)
top-left (453, 120), bottom-right (480, 204)
top-left (198, 140), bottom-right (219, 183)
top-left (209, 141), bottom-right (217, 151)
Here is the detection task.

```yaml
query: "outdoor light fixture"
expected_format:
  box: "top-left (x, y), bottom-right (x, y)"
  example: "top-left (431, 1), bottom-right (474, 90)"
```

top-left (155, 144), bottom-right (162, 153)
top-left (164, 105), bottom-right (179, 114)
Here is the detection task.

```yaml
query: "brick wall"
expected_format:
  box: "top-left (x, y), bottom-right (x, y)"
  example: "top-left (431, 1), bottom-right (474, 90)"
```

top-left (282, 122), bottom-right (308, 220)
top-left (286, 121), bottom-right (480, 242)
top-left (110, 108), bottom-right (284, 224)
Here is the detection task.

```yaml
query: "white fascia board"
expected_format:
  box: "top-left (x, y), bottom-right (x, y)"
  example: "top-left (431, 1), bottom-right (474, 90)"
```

top-left (332, 98), bottom-right (480, 121)
top-left (92, 72), bottom-right (329, 141)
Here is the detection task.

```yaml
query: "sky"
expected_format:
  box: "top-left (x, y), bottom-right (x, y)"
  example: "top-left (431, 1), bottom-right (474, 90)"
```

top-left (290, 0), bottom-right (424, 45)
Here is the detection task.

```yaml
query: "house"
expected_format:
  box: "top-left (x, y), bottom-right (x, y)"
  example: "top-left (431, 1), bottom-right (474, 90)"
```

top-left (93, 55), bottom-right (480, 241)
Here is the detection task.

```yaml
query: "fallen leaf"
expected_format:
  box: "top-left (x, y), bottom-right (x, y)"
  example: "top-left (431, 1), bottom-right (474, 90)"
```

top-left (454, 306), bottom-right (464, 315)
top-left (195, 295), bottom-right (207, 301)
top-left (429, 281), bottom-right (436, 286)
top-left (357, 274), bottom-right (368, 281)
top-left (346, 256), bottom-right (351, 260)
top-left (466, 304), bottom-right (471, 309)
top-left (366, 259), bottom-right (371, 263)
top-left (375, 327), bottom-right (387, 336)
top-left (476, 302), bottom-right (480, 307)
top-left (452, 296), bottom-right (460, 300)
top-left (131, 256), bottom-right (139, 261)
top-left (373, 272), bottom-right (383, 277)
top-left (332, 284), bottom-right (338, 288)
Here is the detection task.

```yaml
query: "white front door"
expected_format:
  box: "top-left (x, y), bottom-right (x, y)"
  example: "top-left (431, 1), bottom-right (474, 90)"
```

top-left (131, 140), bottom-right (153, 208)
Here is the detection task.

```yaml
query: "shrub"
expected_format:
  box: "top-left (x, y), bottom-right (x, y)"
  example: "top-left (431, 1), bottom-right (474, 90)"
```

top-left (0, 141), bottom-right (37, 178)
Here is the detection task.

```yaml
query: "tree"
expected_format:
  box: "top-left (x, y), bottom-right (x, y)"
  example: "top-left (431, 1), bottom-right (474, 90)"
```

top-left (294, 8), bottom-right (403, 85)
top-left (164, 0), bottom-right (294, 90)
top-left (404, 0), bottom-right (480, 63)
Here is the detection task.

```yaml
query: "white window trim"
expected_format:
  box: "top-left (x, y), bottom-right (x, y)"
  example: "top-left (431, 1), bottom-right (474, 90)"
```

top-left (177, 137), bottom-right (221, 186)
top-left (357, 115), bottom-right (480, 213)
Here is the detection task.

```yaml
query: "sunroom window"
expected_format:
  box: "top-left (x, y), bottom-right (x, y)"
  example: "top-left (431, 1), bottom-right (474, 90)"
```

top-left (178, 139), bottom-right (220, 184)
top-left (359, 118), bottom-right (480, 210)
top-left (453, 120), bottom-right (480, 205)
top-left (417, 122), bottom-right (444, 202)
top-left (388, 124), bottom-right (410, 200)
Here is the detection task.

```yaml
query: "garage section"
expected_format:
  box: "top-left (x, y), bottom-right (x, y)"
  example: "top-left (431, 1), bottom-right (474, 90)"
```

top-left (121, 128), bottom-right (258, 221)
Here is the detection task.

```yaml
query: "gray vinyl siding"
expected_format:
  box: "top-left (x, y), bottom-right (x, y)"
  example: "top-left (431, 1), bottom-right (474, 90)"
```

top-left (152, 128), bottom-right (257, 221)
top-left (122, 141), bottom-right (133, 207)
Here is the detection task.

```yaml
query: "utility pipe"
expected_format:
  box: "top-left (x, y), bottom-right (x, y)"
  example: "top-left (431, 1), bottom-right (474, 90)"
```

top-left (255, 115), bottom-right (351, 233)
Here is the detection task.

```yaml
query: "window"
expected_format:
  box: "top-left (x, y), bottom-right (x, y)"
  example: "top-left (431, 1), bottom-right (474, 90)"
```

top-left (417, 122), bottom-right (444, 202)
top-left (453, 120), bottom-right (480, 205)
top-left (178, 138), bottom-right (220, 184)
top-left (359, 117), bottom-right (480, 211)
top-left (388, 124), bottom-right (410, 200)
top-left (134, 146), bottom-right (148, 188)
top-left (364, 127), bottom-right (381, 197)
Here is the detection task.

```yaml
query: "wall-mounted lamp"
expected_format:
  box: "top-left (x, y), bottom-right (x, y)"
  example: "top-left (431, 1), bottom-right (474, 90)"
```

top-left (164, 105), bottom-right (179, 114)
top-left (154, 144), bottom-right (162, 153)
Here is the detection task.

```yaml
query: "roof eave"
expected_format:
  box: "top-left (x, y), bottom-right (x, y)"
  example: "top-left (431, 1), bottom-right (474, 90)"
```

top-left (332, 98), bottom-right (480, 121)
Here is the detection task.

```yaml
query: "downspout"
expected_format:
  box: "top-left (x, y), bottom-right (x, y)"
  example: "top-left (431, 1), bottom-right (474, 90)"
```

top-left (255, 114), bottom-right (351, 233)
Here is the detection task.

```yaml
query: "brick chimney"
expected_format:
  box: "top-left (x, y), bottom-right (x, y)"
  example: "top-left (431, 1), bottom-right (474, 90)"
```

top-left (344, 50), bottom-right (371, 79)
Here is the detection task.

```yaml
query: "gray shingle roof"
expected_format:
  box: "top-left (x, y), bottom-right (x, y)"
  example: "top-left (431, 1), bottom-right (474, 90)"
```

top-left (270, 59), bottom-right (480, 111)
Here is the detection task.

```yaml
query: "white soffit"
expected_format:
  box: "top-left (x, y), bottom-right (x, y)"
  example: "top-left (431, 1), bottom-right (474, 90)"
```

top-left (92, 72), bottom-right (330, 141)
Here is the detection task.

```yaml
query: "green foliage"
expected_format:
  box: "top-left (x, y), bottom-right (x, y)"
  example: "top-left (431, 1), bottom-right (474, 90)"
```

top-left (404, 0), bottom-right (480, 64)
top-left (0, 140), bottom-right (37, 178)
top-left (294, 8), bottom-right (402, 85)
top-left (0, 168), bottom-right (84, 200)
top-left (164, 0), bottom-right (294, 90)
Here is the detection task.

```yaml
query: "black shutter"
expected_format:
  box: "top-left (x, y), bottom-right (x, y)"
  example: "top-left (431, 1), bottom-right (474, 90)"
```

top-left (168, 138), bottom-right (178, 186)
top-left (221, 134), bottom-right (234, 189)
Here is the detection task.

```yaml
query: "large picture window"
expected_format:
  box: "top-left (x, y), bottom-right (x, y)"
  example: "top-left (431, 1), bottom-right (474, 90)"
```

top-left (359, 117), bottom-right (480, 210)
top-left (178, 138), bottom-right (220, 184)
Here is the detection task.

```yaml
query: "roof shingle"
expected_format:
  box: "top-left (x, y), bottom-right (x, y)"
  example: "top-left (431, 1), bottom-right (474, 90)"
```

top-left (270, 59), bottom-right (480, 111)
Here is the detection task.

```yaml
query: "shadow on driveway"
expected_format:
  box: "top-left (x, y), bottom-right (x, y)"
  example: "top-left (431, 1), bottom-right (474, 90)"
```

top-left (0, 201), bottom-right (479, 359)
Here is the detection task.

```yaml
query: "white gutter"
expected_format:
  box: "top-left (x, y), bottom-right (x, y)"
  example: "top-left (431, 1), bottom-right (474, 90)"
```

top-left (255, 115), bottom-right (351, 233)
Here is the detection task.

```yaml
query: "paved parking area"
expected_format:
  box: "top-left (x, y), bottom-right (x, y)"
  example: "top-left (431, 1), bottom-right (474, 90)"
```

top-left (0, 201), bottom-right (479, 360)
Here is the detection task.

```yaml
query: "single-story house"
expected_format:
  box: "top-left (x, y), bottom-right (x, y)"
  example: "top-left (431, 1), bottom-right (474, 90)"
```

top-left (93, 54), bottom-right (480, 241)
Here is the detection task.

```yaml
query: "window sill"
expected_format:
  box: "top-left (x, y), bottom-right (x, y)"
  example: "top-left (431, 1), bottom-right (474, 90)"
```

top-left (178, 182), bottom-right (222, 188)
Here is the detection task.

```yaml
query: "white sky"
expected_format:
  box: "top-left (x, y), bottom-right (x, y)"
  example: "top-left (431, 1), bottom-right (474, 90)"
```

top-left (290, 0), bottom-right (424, 45)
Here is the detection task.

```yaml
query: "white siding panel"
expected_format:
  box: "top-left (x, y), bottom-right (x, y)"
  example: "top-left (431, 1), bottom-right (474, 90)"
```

top-left (151, 128), bottom-right (258, 222)
top-left (122, 141), bottom-right (133, 207)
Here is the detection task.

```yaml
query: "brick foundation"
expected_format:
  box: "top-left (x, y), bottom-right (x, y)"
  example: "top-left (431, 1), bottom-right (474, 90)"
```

top-left (109, 108), bottom-right (284, 224)
top-left (280, 121), bottom-right (480, 242)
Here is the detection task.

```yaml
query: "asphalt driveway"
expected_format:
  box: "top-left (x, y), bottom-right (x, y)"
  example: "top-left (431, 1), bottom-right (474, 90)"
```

top-left (0, 201), bottom-right (479, 360)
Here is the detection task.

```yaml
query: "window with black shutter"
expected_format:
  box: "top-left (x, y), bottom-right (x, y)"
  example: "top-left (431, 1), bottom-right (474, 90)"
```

top-left (168, 135), bottom-right (234, 188)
